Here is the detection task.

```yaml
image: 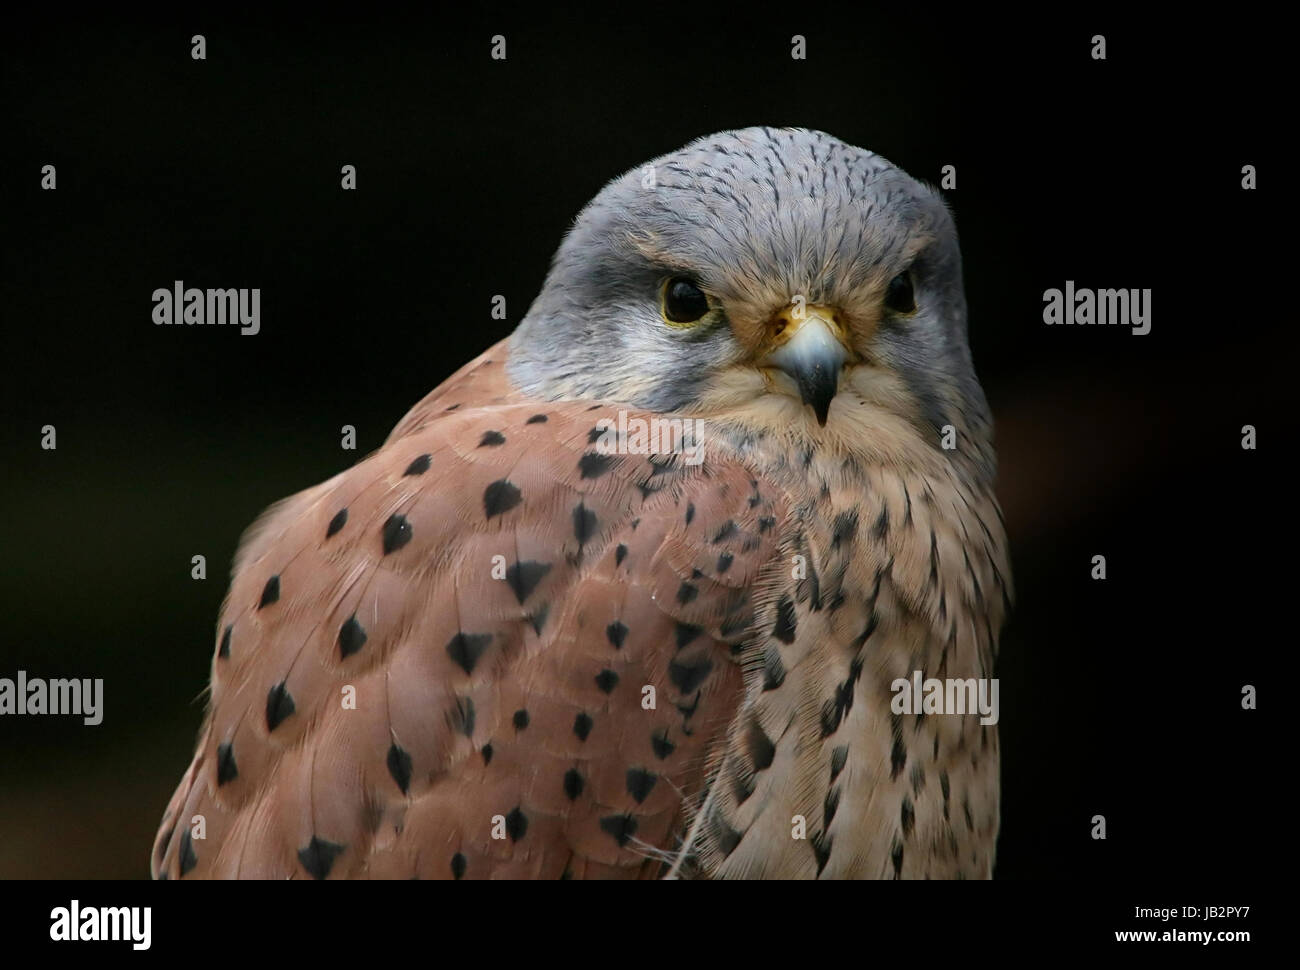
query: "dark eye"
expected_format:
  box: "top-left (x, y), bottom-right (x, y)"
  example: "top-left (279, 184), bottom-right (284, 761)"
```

top-left (884, 271), bottom-right (916, 314)
top-left (662, 277), bottom-right (710, 325)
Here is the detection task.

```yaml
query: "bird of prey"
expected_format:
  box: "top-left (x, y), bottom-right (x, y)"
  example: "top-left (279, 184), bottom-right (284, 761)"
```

top-left (152, 127), bottom-right (1011, 880)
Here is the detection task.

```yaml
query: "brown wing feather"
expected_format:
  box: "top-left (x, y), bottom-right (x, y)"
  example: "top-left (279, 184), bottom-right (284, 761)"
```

top-left (152, 344), bottom-right (788, 879)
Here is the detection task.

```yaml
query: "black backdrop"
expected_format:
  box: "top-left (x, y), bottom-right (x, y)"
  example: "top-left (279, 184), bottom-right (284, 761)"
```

top-left (0, 8), bottom-right (1282, 886)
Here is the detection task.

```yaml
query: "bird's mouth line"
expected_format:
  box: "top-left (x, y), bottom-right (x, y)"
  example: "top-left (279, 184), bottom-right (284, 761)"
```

top-left (758, 307), bottom-right (855, 425)
top-left (761, 366), bottom-right (856, 424)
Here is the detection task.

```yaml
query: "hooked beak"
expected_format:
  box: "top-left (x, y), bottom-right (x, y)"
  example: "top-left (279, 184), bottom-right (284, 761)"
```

top-left (761, 305), bottom-right (848, 426)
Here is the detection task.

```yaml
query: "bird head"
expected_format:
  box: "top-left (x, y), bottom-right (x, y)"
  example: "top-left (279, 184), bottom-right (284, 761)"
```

top-left (508, 127), bottom-right (991, 459)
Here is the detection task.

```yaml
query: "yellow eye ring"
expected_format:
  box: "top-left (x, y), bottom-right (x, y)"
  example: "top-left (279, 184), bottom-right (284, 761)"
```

top-left (660, 277), bottom-right (713, 327)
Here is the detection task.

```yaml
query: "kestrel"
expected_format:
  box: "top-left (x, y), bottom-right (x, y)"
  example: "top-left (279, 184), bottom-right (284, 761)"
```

top-left (152, 127), bottom-right (1012, 880)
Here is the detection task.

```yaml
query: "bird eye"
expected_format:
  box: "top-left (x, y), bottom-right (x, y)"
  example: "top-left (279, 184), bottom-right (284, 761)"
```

top-left (884, 271), bottom-right (916, 314)
top-left (661, 277), bottom-right (711, 325)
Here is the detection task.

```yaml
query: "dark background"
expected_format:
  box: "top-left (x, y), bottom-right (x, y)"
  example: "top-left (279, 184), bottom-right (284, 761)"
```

top-left (0, 9), bottom-right (1281, 881)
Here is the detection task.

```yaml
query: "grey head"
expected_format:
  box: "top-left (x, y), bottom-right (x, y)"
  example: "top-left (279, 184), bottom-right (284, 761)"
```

top-left (507, 126), bottom-right (992, 458)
